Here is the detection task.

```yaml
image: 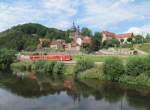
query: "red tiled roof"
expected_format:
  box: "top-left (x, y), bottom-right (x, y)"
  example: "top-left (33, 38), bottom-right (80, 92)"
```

top-left (115, 33), bottom-right (133, 38)
top-left (102, 31), bottom-right (133, 38)
top-left (81, 36), bottom-right (92, 44)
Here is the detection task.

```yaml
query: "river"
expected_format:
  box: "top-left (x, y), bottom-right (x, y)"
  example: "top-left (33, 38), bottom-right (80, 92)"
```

top-left (0, 72), bottom-right (149, 110)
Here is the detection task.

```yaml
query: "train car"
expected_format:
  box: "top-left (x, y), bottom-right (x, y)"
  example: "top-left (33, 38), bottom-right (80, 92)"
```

top-left (30, 54), bottom-right (72, 61)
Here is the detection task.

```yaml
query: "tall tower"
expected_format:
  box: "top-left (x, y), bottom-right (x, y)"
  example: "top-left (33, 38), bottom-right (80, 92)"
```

top-left (69, 22), bottom-right (80, 40)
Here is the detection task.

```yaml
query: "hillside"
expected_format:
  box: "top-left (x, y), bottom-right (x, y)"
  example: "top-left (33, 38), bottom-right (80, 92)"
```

top-left (137, 43), bottom-right (150, 53)
top-left (0, 23), bottom-right (69, 51)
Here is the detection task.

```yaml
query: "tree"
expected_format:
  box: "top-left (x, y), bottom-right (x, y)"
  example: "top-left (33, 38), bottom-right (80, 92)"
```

top-left (0, 23), bottom-right (70, 51)
top-left (127, 37), bottom-right (133, 43)
top-left (81, 43), bottom-right (91, 53)
top-left (42, 40), bottom-right (50, 48)
top-left (81, 27), bottom-right (92, 37)
top-left (103, 38), bottom-right (120, 49)
top-left (90, 32), bottom-right (102, 52)
top-left (133, 35), bottom-right (143, 44)
top-left (0, 48), bottom-right (16, 70)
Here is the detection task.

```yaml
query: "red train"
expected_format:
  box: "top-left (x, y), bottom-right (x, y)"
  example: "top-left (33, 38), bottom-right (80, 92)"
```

top-left (30, 54), bottom-right (72, 61)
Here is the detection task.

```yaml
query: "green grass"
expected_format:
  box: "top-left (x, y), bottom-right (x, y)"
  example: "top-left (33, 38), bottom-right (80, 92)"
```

top-left (64, 65), bottom-right (75, 75)
top-left (137, 43), bottom-right (150, 53)
top-left (72, 54), bottom-right (144, 62)
top-left (79, 65), bottom-right (103, 79)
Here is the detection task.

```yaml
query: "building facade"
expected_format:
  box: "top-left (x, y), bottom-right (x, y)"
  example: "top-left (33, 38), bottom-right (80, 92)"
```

top-left (102, 31), bottom-right (133, 43)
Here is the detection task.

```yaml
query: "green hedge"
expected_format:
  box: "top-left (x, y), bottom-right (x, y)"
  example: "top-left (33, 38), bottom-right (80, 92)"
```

top-left (103, 57), bottom-right (124, 81)
top-left (126, 57), bottom-right (146, 76)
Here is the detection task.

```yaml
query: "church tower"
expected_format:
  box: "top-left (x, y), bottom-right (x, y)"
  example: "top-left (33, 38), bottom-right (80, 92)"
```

top-left (69, 22), bottom-right (80, 40)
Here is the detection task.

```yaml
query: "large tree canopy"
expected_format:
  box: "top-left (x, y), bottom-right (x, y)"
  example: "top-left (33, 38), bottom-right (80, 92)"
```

top-left (90, 32), bottom-right (102, 52)
top-left (81, 27), bottom-right (93, 37)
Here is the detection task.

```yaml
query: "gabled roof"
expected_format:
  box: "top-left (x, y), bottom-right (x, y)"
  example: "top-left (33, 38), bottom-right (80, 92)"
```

top-left (102, 31), bottom-right (133, 39)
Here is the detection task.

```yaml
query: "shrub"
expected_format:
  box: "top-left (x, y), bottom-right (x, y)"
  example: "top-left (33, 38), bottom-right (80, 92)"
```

top-left (103, 57), bottom-right (124, 81)
top-left (53, 62), bottom-right (65, 75)
top-left (11, 61), bottom-right (32, 71)
top-left (31, 59), bottom-right (65, 77)
top-left (119, 74), bottom-right (150, 87)
top-left (0, 48), bottom-right (16, 70)
top-left (31, 59), bottom-right (47, 73)
top-left (126, 57), bottom-right (146, 76)
top-left (144, 55), bottom-right (150, 76)
top-left (44, 61), bottom-right (56, 74)
top-left (74, 59), bottom-right (95, 77)
top-left (32, 52), bottom-right (39, 55)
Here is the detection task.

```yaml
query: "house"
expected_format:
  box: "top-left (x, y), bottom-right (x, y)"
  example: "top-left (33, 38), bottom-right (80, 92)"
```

top-left (102, 31), bottom-right (133, 43)
top-left (50, 39), bottom-right (66, 49)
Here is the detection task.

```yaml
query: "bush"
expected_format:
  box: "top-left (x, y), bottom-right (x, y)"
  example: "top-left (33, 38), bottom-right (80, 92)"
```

top-left (0, 48), bottom-right (16, 70)
top-left (44, 61), bottom-right (56, 74)
top-left (11, 61), bottom-right (32, 71)
top-left (74, 59), bottom-right (95, 77)
top-left (32, 52), bottom-right (39, 55)
top-left (119, 74), bottom-right (150, 87)
top-left (103, 57), bottom-right (124, 81)
top-left (53, 62), bottom-right (65, 75)
top-left (31, 60), bottom-right (65, 77)
top-left (31, 59), bottom-right (47, 73)
top-left (126, 57), bottom-right (146, 76)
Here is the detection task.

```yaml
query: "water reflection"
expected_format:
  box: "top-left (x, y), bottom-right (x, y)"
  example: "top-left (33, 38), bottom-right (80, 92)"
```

top-left (0, 72), bottom-right (150, 110)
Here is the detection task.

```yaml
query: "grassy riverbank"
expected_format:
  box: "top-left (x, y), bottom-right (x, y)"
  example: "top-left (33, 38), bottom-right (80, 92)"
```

top-left (11, 55), bottom-right (150, 87)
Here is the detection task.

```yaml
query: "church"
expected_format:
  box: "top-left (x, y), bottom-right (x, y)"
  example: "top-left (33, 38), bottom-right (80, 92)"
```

top-left (65, 22), bottom-right (91, 51)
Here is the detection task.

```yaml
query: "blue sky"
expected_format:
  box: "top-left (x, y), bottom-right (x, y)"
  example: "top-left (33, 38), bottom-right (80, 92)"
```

top-left (0, 0), bottom-right (150, 34)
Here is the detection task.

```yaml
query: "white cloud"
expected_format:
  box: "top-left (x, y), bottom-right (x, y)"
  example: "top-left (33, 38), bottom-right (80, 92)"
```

top-left (0, 2), bottom-right (43, 31)
top-left (78, 0), bottom-right (150, 32)
top-left (42, 0), bottom-right (78, 16)
top-left (0, 0), bottom-right (150, 32)
top-left (127, 25), bottom-right (150, 35)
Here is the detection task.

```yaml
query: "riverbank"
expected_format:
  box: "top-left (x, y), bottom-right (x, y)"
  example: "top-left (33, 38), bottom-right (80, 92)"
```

top-left (11, 56), bottom-right (150, 88)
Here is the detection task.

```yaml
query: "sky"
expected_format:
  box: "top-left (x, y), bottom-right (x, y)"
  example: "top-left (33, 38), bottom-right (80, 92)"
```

top-left (0, 0), bottom-right (150, 34)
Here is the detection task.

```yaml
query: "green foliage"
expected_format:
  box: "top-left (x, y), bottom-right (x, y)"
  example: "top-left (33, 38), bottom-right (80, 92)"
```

top-left (120, 43), bottom-right (133, 48)
top-left (90, 32), bottom-right (102, 52)
top-left (53, 62), bottom-right (65, 75)
top-left (103, 57), bottom-right (124, 81)
top-left (119, 74), bottom-right (150, 87)
top-left (74, 58), bottom-right (95, 77)
top-left (41, 40), bottom-right (50, 48)
top-left (78, 66), bottom-right (100, 79)
top-left (127, 37), bottom-right (133, 43)
top-left (80, 43), bottom-right (91, 53)
top-left (126, 57), bottom-right (146, 76)
top-left (81, 27), bottom-right (92, 37)
top-left (32, 60), bottom-right (48, 73)
top-left (11, 61), bottom-right (32, 71)
top-left (44, 61), bottom-right (56, 74)
top-left (12, 60), bottom-right (65, 77)
top-left (103, 38), bottom-right (120, 49)
top-left (0, 23), bottom-right (70, 51)
top-left (137, 43), bottom-right (150, 53)
top-left (133, 35), bottom-right (143, 44)
top-left (46, 28), bottom-right (69, 41)
top-left (0, 48), bottom-right (16, 70)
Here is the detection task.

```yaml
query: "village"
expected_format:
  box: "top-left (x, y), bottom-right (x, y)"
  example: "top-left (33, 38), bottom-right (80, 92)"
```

top-left (15, 21), bottom-right (149, 62)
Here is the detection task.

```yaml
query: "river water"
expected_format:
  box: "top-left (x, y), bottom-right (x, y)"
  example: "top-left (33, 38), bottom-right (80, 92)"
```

top-left (0, 72), bottom-right (149, 110)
